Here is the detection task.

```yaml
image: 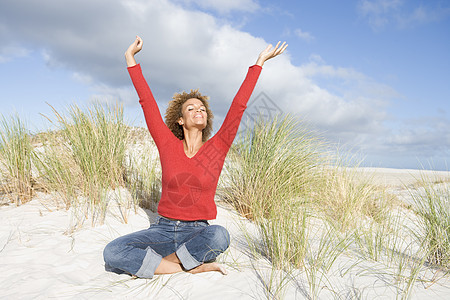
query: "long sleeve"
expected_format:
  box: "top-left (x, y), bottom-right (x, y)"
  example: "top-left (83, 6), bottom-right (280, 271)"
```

top-left (127, 64), bottom-right (262, 221)
top-left (128, 64), bottom-right (174, 147)
top-left (215, 65), bottom-right (262, 149)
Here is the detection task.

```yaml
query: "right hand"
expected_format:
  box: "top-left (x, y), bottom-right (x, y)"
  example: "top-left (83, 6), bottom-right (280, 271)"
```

top-left (125, 36), bottom-right (143, 67)
top-left (255, 41), bottom-right (287, 67)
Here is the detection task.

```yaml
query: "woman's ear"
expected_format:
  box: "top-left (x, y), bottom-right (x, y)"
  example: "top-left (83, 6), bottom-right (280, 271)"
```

top-left (178, 117), bottom-right (183, 125)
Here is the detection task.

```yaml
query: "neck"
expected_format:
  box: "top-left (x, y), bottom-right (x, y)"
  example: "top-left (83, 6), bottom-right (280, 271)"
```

top-left (183, 129), bottom-right (203, 152)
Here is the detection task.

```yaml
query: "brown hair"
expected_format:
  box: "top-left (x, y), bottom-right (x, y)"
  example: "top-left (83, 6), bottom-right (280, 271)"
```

top-left (164, 89), bottom-right (214, 142)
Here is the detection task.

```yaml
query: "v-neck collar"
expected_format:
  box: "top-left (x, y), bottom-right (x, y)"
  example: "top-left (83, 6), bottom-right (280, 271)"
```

top-left (180, 139), bottom-right (209, 160)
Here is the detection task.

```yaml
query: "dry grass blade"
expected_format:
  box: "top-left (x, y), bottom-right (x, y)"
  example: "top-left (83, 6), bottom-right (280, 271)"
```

top-left (0, 114), bottom-right (34, 205)
top-left (219, 113), bottom-right (323, 269)
top-left (35, 102), bottom-right (129, 227)
top-left (410, 174), bottom-right (450, 269)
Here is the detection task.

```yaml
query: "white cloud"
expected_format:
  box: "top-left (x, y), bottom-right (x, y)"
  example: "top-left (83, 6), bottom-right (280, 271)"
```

top-left (249, 56), bottom-right (393, 146)
top-left (358, 0), bottom-right (402, 15)
top-left (294, 28), bottom-right (314, 42)
top-left (72, 72), bottom-right (94, 85)
top-left (357, 0), bottom-right (450, 30)
top-left (174, 0), bottom-right (260, 14)
top-left (357, 0), bottom-right (402, 29)
top-left (396, 5), bottom-right (450, 28)
top-left (1, 0), bottom-right (448, 169)
top-left (0, 0), bottom-right (391, 140)
top-left (0, 45), bottom-right (30, 63)
top-left (88, 84), bottom-right (137, 106)
top-left (387, 117), bottom-right (450, 152)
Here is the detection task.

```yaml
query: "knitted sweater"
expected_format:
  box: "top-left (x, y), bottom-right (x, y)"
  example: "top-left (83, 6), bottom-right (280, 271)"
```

top-left (128, 64), bottom-right (262, 220)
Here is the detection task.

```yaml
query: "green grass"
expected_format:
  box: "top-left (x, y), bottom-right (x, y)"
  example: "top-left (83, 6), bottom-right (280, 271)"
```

top-left (35, 103), bottom-right (129, 226)
top-left (219, 113), bottom-right (393, 271)
top-left (2, 104), bottom-right (450, 297)
top-left (218, 113), bottom-right (438, 298)
top-left (219, 113), bottom-right (323, 268)
top-left (219, 113), bottom-right (322, 218)
top-left (33, 130), bottom-right (80, 209)
top-left (410, 174), bottom-right (450, 269)
top-left (0, 114), bottom-right (34, 204)
top-left (314, 166), bottom-right (393, 231)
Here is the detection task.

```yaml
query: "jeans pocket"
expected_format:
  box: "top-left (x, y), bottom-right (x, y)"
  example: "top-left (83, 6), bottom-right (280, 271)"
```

top-left (149, 216), bottom-right (162, 228)
top-left (195, 220), bottom-right (209, 227)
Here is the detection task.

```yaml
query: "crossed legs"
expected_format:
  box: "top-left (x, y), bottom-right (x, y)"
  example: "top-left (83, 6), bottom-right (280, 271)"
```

top-left (103, 218), bottom-right (230, 278)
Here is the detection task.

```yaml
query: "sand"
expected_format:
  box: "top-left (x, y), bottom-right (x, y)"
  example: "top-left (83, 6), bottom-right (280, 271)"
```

top-left (1, 168), bottom-right (449, 299)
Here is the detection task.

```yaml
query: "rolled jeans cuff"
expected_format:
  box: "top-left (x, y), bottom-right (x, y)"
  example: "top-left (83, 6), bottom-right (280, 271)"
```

top-left (176, 243), bottom-right (201, 270)
top-left (136, 247), bottom-right (162, 278)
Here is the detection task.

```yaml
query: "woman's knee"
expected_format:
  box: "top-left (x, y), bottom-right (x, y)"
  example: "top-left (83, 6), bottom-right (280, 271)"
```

top-left (103, 241), bottom-right (117, 265)
top-left (103, 239), bottom-right (126, 266)
top-left (207, 225), bottom-right (230, 251)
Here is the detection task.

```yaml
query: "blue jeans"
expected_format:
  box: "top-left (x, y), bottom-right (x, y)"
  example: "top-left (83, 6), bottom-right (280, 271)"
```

top-left (103, 216), bottom-right (230, 278)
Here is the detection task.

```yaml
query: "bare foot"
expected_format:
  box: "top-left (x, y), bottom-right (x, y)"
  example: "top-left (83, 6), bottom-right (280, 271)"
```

top-left (188, 262), bottom-right (228, 275)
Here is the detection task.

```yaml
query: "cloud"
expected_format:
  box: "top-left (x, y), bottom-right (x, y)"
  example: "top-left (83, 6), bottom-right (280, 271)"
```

top-left (358, 0), bottom-right (402, 15)
top-left (357, 0), bottom-right (450, 30)
top-left (243, 54), bottom-right (395, 151)
top-left (396, 5), bottom-right (450, 28)
top-left (0, 0), bottom-right (269, 116)
top-left (386, 116), bottom-right (450, 154)
top-left (1, 0), bottom-right (448, 169)
top-left (88, 85), bottom-right (137, 107)
top-left (174, 0), bottom-right (260, 14)
top-left (0, 0), bottom-right (392, 142)
top-left (294, 28), bottom-right (315, 42)
top-left (0, 45), bottom-right (30, 63)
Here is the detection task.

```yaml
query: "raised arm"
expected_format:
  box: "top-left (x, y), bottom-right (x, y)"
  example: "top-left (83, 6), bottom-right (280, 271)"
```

top-left (126, 36), bottom-right (174, 147)
top-left (216, 41), bottom-right (288, 148)
top-left (125, 36), bottom-right (143, 67)
top-left (255, 41), bottom-right (288, 67)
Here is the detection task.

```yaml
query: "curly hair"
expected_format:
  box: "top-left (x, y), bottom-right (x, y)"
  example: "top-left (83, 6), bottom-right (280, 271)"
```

top-left (164, 89), bottom-right (214, 142)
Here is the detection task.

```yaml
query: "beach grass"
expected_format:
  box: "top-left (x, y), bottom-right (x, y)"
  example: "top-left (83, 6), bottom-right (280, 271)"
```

top-left (410, 174), bottom-right (450, 269)
top-left (314, 165), bottom-right (393, 231)
top-left (218, 112), bottom-right (434, 298)
top-left (0, 114), bottom-right (34, 204)
top-left (33, 130), bottom-right (81, 209)
top-left (219, 113), bottom-right (323, 219)
top-left (219, 113), bottom-right (394, 269)
top-left (2, 104), bottom-right (450, 297)
top-left (34, 103), bottom-right (129, 226)
top-left (219, 114), bottom-right (323, 268)
top-left (123, 131), bottom-right (161, 213)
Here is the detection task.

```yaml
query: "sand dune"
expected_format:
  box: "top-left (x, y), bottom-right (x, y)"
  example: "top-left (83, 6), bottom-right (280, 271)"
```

top-left (1, 168), bottom-right (449, 299)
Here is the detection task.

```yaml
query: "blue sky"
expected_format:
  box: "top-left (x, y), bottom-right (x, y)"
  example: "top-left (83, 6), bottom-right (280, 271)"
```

top-left (0, 0), bottom-right (449, 170)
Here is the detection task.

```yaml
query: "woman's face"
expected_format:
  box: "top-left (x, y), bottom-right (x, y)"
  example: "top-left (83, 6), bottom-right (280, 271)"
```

top-left (178, 98), bottom-right (207, 130)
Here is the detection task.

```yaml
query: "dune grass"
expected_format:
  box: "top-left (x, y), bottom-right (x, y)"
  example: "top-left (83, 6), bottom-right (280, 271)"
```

top-left (33, 130), bottom-right (80, 209)
top-left (34, 103), bottom-right (129, 226)
top-left (219, 114), bottom-right (323, 218)
top-left (0, 114), bottom-right (34, 204)
top-left (3, 104), bottom-right (160, 228)
top-left (218, 113), bottom-right (436, 298)
top-left (410, 174), bottom-right (450, 269)
top-left (219, 113), bottom-right (393, 269)
top-left (219, 114), bottom-right (323, 268)
top-left (124, 129), bottom-right (161, 213)
top-left (314, 165), bottom-right (393, 231)
top-left (2, 103), bottom-right (450, 297)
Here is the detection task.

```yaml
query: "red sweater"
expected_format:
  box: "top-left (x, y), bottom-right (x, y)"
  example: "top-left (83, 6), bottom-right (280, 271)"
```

top-left (128, 64), bottom-right (262, 220)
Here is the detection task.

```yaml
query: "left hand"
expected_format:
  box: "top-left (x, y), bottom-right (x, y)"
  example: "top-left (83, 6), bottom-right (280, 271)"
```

top-left (255, 41), bottom-right (288, 67)
top-left (125, 35), bottom-right (144, 67)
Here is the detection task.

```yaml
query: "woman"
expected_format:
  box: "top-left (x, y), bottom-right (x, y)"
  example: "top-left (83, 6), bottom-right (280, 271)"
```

top-left (103, 36), bottom-right (287, 278)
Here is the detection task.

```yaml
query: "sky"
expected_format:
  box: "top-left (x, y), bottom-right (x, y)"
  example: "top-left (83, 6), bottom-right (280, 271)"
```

top-left (0, 0), bottom-right (449, 170)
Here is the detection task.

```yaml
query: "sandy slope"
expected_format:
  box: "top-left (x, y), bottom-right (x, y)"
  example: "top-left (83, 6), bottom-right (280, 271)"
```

top-left (355, 167), bottom-right (450, 187)
top-left (1, 168), bottom-right (449, 299)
